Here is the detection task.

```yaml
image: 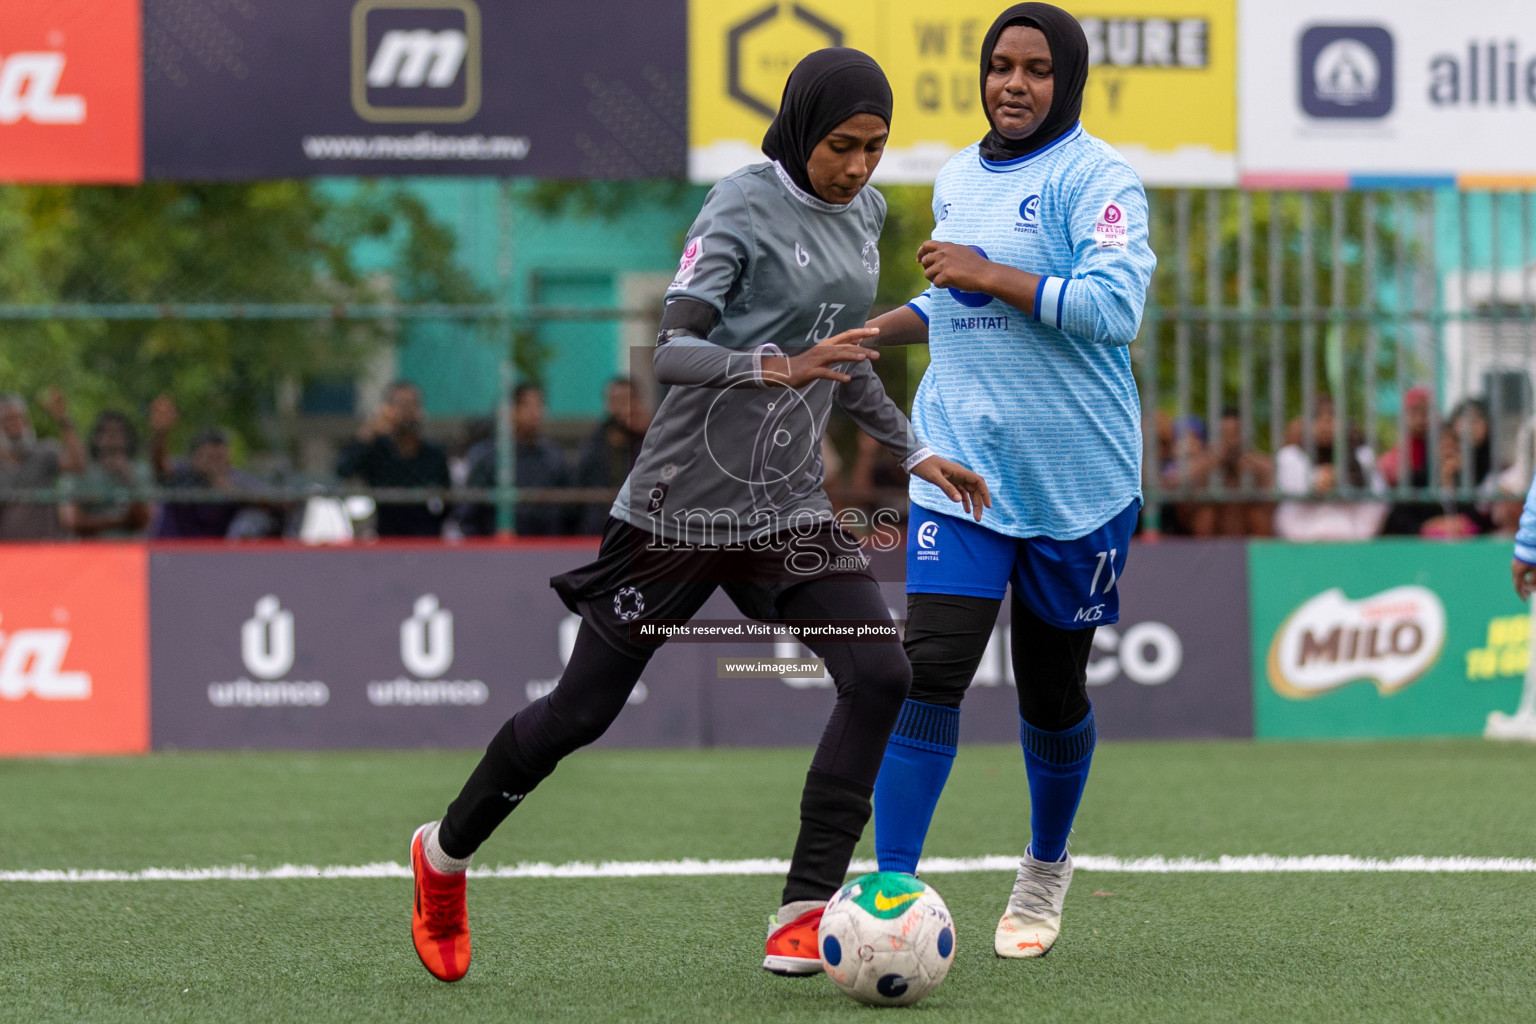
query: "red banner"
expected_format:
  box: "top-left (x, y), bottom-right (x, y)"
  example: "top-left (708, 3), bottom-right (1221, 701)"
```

top-left (0, 545), bottom-right (148, 755)
top-left (0, 0), bottom-right (142, 183)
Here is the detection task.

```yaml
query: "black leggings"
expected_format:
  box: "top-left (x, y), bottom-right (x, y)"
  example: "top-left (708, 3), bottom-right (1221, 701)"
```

top-left (904, 591), bottom-right (1094, 731)
top-left (437, 576), bottom-right (910, 901)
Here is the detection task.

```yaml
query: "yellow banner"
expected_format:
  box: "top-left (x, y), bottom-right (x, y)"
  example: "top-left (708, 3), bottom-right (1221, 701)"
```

top-left (689, 0), bottom-right (1236, 185)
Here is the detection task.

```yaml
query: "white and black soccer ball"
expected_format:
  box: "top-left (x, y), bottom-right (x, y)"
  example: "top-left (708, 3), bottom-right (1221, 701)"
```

top-left (818, 871), bottom-right (955, 1007)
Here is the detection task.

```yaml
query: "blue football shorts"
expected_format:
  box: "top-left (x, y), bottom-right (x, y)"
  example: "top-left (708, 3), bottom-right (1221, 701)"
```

top-left (906, 500), bottom-right (1139, 628)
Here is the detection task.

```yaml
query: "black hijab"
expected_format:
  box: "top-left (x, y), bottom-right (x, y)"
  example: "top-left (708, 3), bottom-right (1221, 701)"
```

top-left (762, 47), bottom-right (892, 199)
top-left (978, 3), bottom-right (1089, 163)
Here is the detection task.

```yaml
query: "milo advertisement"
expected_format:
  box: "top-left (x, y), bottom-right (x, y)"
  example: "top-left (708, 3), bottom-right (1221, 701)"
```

top-left (1250, 539), bottom-right (1531, 739)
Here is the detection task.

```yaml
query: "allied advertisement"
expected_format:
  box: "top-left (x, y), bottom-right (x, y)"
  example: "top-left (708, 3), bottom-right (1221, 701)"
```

top-left (1239, 0), bottom-right (1536, 188)
top-left (0, 0), bottom-right (142, 183)
top-left (689, 0), bottom-right (1237, 185)
top-left (143, 0), bottom-right (686, 179)
top-left (1250, 539), bottom-right (1530, 739)
top-left (0, 546), bottom-right (148, 756)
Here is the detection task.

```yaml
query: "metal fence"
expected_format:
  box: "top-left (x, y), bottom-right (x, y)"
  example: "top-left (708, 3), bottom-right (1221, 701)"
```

top-left (1, 187), bottom-right (1533, 539)
top-left (1139, 188), bottom-right (1535, 535)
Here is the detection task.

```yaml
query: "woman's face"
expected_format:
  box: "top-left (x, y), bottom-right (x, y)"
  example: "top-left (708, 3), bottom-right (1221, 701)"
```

top-left (985, 24), bottom-right (1054, 140)
top-left (805, 112), bottom-right (888, 204)
top-left (1458, 407), bottom-right (1489, 444)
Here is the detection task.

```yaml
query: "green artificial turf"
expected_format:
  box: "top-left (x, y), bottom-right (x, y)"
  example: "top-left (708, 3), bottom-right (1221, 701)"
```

top-left (3, 740), bottom-right (1536, 1023)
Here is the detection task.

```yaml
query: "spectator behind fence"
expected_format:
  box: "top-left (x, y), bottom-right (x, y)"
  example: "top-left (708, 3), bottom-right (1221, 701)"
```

top-left (61, 411), bottom-right (152, 538)
top-left (462, 383), bottom-right (572, 537)
top-left (1425, 400), bottom-right (1497, 537)
top-left (1203, 408), bottom-right (1274, 535)
top-left (1383, 396), bottom-right (1496, 537)
top-left (1378, 385), bottom-right (1431, 490)
top-left (574, 376), bottom-right (650, 535)
top-left (1159, 413), bottom-right (1272, 535)
top-left (1274, 403), bottom-right (1387, 541)
top-left (1494, 417), bottom-right (1536, 533)
top-left (0, 389), bottom-right (85, 540)
top-left (337, 380), bottom-right (450, 538)
top-left (151, 396), bottom-right (276, 539)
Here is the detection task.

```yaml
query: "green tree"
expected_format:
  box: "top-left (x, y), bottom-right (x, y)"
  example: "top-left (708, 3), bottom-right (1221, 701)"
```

top-left (0, 181), bottom-right (485, 457)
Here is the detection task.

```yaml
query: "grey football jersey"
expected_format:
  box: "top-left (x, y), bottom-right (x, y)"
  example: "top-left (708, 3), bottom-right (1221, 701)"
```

top-left (610, 161), bottom-right (930, 546)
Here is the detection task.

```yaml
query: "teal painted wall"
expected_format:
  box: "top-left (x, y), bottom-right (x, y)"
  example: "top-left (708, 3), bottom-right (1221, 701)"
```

top-left (324, 178), bottom-right (706, 418)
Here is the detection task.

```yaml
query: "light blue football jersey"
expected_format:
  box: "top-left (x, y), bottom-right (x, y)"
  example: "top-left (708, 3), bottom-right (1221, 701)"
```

top-left (906, 123), bottom-right (1156, 540)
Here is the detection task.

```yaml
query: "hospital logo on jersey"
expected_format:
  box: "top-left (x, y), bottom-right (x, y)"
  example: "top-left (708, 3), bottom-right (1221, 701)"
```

top-left (915, 520), bottom-right (940, 562)
top-left (1015, 194), bottom-right (1042, 235)
top-left (1094, 203), bottom-right (1128, 251)
top-left (861, 240), bottom-right (880, 275)
top-left (668, 237), bottom-right (703, 291)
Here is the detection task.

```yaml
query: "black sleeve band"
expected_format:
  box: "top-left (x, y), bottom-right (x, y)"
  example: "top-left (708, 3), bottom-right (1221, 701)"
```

top-left (657, 297), bottom-right (720, 345)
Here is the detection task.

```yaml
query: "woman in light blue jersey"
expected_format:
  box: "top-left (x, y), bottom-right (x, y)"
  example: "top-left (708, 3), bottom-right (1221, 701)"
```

top-left (867, 2), bottom-right (1156, 959)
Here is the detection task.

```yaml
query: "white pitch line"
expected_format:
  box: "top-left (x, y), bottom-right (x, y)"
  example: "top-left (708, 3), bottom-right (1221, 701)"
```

top-left (6, 854), bottom-right (1536, 884)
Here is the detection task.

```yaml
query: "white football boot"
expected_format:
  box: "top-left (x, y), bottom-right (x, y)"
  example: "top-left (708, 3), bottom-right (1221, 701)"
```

top-left (993, 848), bottom-right (1073, 958)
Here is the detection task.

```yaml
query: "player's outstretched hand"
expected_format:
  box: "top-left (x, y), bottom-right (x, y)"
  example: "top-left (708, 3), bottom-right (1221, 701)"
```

top-left (764, 327), bottom-right (880, 388)
top-left (1513, 558), bottom-right (1536, 602)
top-left (910, 455), bottom-right (992, 522)
top-left (918, 241), bottom-right (994, 294)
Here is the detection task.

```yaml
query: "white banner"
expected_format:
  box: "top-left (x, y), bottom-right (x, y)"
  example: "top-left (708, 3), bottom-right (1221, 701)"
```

top-left (1239, 0), bottom-right (1536, 187)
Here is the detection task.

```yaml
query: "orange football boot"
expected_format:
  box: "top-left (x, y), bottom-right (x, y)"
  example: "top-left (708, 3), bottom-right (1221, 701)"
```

top-left (410, 822), bottom-right (471, 982)
top-left (763, 905), bottom-right (825, 976)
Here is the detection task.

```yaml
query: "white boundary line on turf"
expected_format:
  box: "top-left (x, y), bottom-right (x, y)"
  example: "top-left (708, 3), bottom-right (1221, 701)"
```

top-left (6, 854), bottom-right (1536, 883)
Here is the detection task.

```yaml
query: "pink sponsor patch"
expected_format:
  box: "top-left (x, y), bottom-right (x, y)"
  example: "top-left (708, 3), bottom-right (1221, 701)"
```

top-left (1094, 202), bottom-right (1128, 250)
top-left (668, 236), bottom-right (704, 290)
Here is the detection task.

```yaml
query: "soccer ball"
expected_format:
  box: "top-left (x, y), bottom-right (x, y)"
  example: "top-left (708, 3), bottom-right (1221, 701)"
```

top-left (818, 871), bottom-right (955, 1006)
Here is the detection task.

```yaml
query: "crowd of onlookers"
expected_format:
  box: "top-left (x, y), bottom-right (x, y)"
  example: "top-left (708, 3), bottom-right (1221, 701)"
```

top-left (1154, 387), bottom-right (1534, 541)
top-left (1, 378), bottom-right (1531, 542)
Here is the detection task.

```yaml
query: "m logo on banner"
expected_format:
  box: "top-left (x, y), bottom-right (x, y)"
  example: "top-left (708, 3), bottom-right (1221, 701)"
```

top-left (351, 0), bottom-right (482, 123)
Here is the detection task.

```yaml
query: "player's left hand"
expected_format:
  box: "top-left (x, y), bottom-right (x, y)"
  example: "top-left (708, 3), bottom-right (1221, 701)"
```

top-left (1513, 558), bottom-right (1536, 601)
top-left (917, 241), bottom-right (994, 294)
top-left (910, 455), bottom-right (991, 522)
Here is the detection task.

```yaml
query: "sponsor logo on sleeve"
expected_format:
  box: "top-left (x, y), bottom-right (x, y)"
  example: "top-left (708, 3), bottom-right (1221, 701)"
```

top-left (1094, 202), bottom-right (1128, 250)
top-left (1267, 586), bottom-right (1446, 699)
top-left (669, 237), bottom-right (703, 290)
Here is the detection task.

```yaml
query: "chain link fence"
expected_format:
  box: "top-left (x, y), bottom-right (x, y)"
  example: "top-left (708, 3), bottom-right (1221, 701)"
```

top-left (1, 185), bottom-right (1532, 540)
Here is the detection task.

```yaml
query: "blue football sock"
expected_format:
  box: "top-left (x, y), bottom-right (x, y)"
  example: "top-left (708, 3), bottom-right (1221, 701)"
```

top-left (873, 700), bottom-right (960, 875)
top-left (1020, 707), bottom-right (1096, 864)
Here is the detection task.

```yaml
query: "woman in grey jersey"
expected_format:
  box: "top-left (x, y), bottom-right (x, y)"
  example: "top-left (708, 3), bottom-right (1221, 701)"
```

top-left (405, 48), bottom-right (990, 983)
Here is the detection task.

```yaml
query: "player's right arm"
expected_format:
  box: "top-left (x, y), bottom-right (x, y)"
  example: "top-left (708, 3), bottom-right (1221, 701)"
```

top-left (1513, 471), bottom-right (1536, 600)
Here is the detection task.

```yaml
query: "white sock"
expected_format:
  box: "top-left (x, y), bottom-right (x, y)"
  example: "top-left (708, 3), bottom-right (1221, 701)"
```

top-left (423, 821), bottom-right (472, 875)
